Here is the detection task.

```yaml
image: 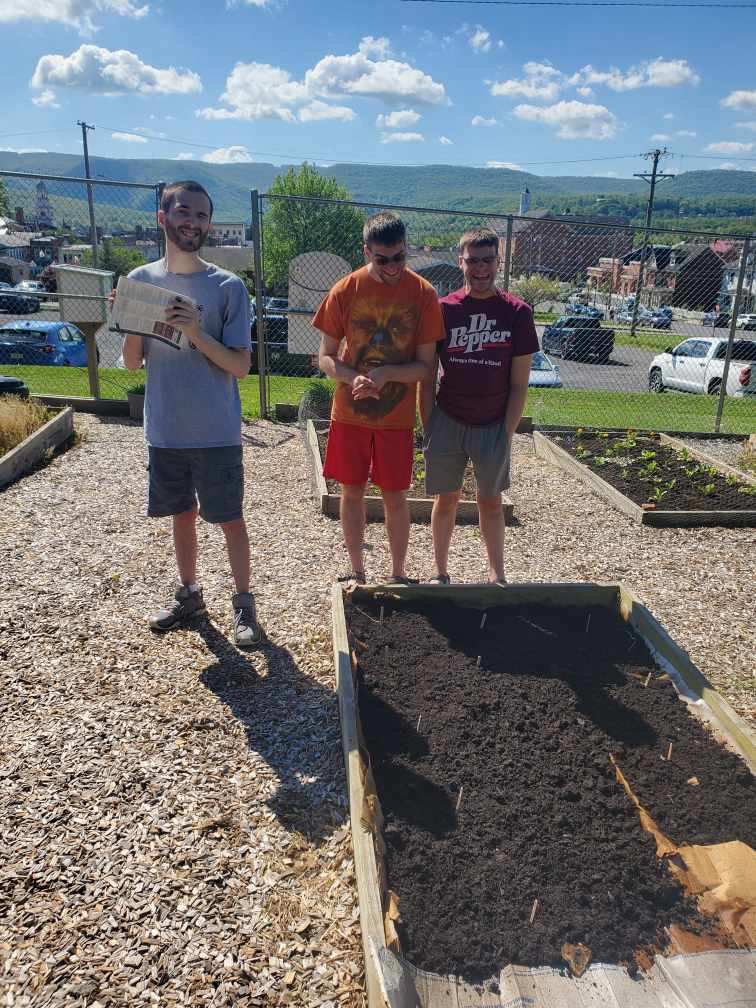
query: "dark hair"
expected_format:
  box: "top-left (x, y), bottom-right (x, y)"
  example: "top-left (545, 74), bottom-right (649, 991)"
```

top-left (458, 227), bottom-right (499, 256)
top-left (160, 180), bottom-right (214, 219)
top-left (363, 211), bottom-right (406, 247)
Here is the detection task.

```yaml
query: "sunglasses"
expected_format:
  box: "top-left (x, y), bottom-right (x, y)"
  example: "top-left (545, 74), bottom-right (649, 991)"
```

top-left (462, 255), bottom-right (499, 266)
top-left (371, 251), bottom-right (407, 266)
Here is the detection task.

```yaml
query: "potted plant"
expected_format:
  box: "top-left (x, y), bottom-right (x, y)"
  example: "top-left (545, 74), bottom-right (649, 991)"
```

top-left (126, 381), bottom-right (145, 422)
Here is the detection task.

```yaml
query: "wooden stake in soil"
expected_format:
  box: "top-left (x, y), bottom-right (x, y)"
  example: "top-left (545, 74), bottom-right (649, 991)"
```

top-left (666, 742), bottom-right (673, 761)
top-left (585, 614), bottom-right (591, 634)
top-left (384, 645), bottom-right (389, 662)
top-left (476, 655), bottom-right (481, 668)
top-left (480, 612), bottom-right (487, 630)
top-left (529, 898), bottom-right (539, 925)
top-left (379, 606), bottom-right (384, 625)
top-left (416, 714), bottom-right (422, 732)
top-left (644, 672), bottom-right (652, 687)
top-left (456, 786), bottom-right (464, 812)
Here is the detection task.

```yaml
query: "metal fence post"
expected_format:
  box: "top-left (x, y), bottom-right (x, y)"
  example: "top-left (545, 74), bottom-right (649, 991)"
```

top-left (156, 182), bottom-right (165, 259)
top-left (714, 236), bottom-right (751, 435)
top-left (501, 216), bottom-right (513, 291)
top-left (250, 189), bottom-right (269, 420)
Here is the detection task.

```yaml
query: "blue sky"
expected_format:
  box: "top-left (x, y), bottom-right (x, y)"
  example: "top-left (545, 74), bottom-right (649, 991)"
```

top-left (2, 0), bottom-right (756, 178)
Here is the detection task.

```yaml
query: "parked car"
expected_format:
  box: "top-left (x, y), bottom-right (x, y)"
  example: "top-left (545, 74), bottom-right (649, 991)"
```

top-left (702, 311), bottom-right (731, 328)
top-left (15, 280), bottom-right (46, 295)
top-left (0, 282), bottom-right (40, 314)
top-left (541, 316), bottom-right (614, 363)
top-left (616, 306), bottom-right (654, 326)
top-left (0, 321), bottom-right (91, 366)
top-left (265, 297), bottom-right (289, 312)
top-left (567, 302), bottom-right (603, 319)
top-left (735, 313), bottom-right (756, 330)
top-left (0, 375), bottom-right (29, 398)
top-left (648, 336), bottom-right (756, 396)
top-left (648, 308), bottom-right (673, 330)
top-left (528, 350), bottom-right (562, 388)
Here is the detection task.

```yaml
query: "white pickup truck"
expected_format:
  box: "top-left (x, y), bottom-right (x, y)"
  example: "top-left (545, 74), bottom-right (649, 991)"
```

top-left (648, 336), bottom-right (756, 396)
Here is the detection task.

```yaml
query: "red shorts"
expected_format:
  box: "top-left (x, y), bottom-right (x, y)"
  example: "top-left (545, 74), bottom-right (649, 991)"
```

top-left (323, 421), bottom-right (414, 492)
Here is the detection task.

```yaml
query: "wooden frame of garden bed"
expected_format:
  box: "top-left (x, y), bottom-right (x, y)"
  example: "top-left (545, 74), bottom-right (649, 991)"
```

top-left (306, 419), bottom-right (515, 523)
top-left (0, 406), bottom-right (74, 490)
top-left (533, 431), bottom-right (756, 527)
top-left (331, 580), bottom-right (755, 1007)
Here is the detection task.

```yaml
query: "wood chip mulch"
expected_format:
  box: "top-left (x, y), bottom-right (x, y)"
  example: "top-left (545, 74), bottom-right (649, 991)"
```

top-left (0, 414), bottom-right (753, 1007)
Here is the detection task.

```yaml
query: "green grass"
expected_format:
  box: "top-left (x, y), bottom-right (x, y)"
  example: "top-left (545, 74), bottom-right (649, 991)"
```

top-left (5, 365), bottom-right (753, 433)
top-left (527, 388), bottom-right (756, 434)
top-left (612, 329), bottom-right (678, 353)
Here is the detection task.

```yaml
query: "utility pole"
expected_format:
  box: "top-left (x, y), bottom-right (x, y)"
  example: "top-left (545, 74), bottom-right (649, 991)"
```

top-left (77, 120), bottom-right (98, 268)
top-left (629, 148), bottom-right (675, 338)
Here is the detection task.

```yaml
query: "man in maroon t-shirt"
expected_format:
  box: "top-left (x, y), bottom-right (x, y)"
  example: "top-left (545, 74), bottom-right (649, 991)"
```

top-left (420, 227), bottom-right (539, 584)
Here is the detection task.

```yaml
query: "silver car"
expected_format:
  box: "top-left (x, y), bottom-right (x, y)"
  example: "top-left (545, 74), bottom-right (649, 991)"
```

top-left (528, 350), bottom-right (562, 388)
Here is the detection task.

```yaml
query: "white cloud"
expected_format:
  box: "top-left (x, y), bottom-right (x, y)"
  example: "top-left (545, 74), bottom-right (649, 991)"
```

top-left (722, 90), bottom-right (756, 111)
top-left (380, 131), bottom-right (424, 144)
top-left (736, 121), bottom-right (756, 132)
top-left (439, 136), bottom-right (453, 145)
top-left (32, 88), bottom-right (59, 108)
top-left (471, 114), bottom-right (497, 127)
top-left (491, 61), bottom-right (564, 102)
top-left (663, 112), bottom-right (674, 120)
top-left (198, 38), bottom-right (445, 122)
top-left (676, 129), bottom-right (697, 138)
top-left (358, 36), bottom-right (391, 59)
top-left (718, 162), bottom-right (739, 170)
top-left (576, 86), bottom-right (593, 98)
top-left (111, 131), bottom-right (147, 143)
top-left (651, 133), bottom-right (670, 141)
top-left (298, 100), bottom-right (355, 122)
top-left (0, 147), bottom-right (49, 154)
top-left (469, 26), bottom-right (491, 52)
top-left (578, 57), bottom-right (699, 91)
top-left (0, 0), bottom-right (148, 34)
top-left (705, 140), bottom-right (754, 154)
top-left (174, 152), bottom-right (194, 160)
top-left (376, 108), bottom-right (420, 129)
top-left (237, 0), bottom-right (273, 5)
top-left (201, 145), bottom-right (253, 163)
top-left (31, 44), bottom-right (202, 97)
top-left (486, 161), bottom-right (521, 169)
top-left (514, 100), bottom-right (618, 140)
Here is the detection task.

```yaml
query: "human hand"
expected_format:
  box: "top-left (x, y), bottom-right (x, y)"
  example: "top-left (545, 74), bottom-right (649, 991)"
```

top-left (365, 365), bottom-right (393, 391)
top-left (108, 289), bottom-right (116, 312)
top-left (351, 373), bottom-right (379, 400)
top-left (165, 295), bottom-right (201, 334)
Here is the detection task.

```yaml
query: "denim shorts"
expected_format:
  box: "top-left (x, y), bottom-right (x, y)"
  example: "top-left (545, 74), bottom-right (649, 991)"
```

top-left (423, 406), bottom-right (512, 498)
top-left (147, 445), bottom-right (244, 524)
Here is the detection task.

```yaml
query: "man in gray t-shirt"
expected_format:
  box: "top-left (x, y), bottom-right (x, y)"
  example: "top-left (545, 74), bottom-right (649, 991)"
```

top-left (120, 180), bottom-right (259, 647)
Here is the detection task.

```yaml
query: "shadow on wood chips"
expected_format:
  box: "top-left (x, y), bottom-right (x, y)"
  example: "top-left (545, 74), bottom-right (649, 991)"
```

top-left (347, 596), bottom-right (755, 982)
top-left (197, 619), bottom-right (346, 843)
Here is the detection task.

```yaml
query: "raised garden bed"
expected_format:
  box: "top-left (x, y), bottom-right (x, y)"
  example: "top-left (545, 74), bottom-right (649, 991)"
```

top-left (306, 419), bottom-right (515, 523)
top-left (332, 582), bottom-right (756, 1006)
top-left (535, 429), bottom-right (756, 527)
top-left (0, 405), bottom-right (74, 490)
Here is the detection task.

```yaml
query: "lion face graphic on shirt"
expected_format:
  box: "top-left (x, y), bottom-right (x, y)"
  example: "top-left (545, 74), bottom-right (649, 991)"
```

top-left (348, 298), bottom-right (418, 420)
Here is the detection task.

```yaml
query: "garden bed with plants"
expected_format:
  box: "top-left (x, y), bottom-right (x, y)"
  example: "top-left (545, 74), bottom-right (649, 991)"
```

top-left (335, 583), bottom-right (756, 1000)
top-left (535, 429), bottom-right (756, 526)
top-left (0, 399), bottom-right (74, 489)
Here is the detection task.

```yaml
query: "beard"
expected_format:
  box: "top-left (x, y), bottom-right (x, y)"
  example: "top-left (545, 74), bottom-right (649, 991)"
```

top-left (164, 219), bottom-right (208, 253)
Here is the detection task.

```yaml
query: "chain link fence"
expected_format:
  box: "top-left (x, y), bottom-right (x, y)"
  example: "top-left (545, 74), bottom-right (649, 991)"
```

top-left (253, 193), bottom-right (756, 447)
top-left (0, 170), bottom-right (162, 400)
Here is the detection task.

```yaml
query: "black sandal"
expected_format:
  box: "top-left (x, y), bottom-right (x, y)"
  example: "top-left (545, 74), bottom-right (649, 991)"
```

top-left (337, 572), bottom-right (366, 587)
top-left (427, 574), bottom-right (451, 585)
top-left (385, 575), bottom-right (419, 586)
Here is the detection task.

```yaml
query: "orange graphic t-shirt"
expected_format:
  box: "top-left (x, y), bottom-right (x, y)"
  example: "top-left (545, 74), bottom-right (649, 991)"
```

top-left (312, 266), bottom-right (444, 430)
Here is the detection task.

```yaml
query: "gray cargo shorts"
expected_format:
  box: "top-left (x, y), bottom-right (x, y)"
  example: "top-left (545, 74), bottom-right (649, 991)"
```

top-left (423, 406), bottom-right (512, 499)
top-left (147, 445), bottom-right (244, 524)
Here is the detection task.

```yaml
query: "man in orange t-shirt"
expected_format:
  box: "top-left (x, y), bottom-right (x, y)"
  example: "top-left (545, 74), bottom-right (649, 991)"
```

top-left (314, 212), bottom-right (443, 585)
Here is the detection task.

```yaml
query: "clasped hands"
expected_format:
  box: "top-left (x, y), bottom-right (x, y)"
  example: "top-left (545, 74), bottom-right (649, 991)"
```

top-left (351, 367), bottom-right (390, 401)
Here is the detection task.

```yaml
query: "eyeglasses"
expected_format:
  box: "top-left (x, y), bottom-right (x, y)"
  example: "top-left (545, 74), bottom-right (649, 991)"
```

top-left (371, 251), bottom-right (406, 266)
top-left (462, 255), bottom-right (499, 266)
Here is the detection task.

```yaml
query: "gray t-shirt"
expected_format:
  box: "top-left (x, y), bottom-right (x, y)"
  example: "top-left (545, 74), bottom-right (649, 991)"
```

top-left (128, 259), bottom-right (251, 449)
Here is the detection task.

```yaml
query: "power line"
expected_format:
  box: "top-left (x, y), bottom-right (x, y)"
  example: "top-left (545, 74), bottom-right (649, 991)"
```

top-left (0, 129), bottom-right (72, 140)
top-left (402, 0), bottom-right (756, 7)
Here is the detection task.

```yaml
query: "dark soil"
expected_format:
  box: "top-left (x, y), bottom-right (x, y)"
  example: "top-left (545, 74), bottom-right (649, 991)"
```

top-left (317, 428), bottom-right (478, 499)
top-left (551, 431), bottom-right (756, 512)
top-left (346, 596), bottom-right (755, 981)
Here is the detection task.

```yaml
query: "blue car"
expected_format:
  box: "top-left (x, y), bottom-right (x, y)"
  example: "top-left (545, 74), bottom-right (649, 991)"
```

top-left (0, 321), bottom-right (91, 366)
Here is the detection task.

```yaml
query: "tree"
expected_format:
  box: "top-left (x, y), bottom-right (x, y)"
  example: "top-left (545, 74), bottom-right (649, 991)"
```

top-left (81, 239), bottom-right (147, 282)
top-left (0, 179), bottom-right (7, 217)
top-left (262, 163), bottom-right (365, 294)
top-left (511, 274), bottom-right (562, 310)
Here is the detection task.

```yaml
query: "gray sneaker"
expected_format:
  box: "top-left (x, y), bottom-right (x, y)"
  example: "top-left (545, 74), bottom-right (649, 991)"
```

top-left (149, 585), bottom-right (206, 632)
top-left (232, 592), bottom-right (261, 647)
